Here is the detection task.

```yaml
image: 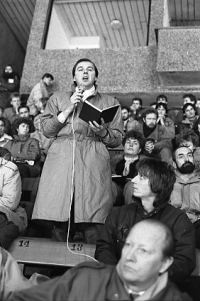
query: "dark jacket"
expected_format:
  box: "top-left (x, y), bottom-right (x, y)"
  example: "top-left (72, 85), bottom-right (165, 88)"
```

top-left (95, 201), bottom-right (196, 284)
top-left (8, 262), bottom-right (192, 301)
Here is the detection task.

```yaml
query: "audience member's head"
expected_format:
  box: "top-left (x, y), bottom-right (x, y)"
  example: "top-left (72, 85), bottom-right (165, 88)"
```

top-left (150, 101), bottom-right (157, 109)
top-left (18, 105), bottom-right (30, 118)
top-left (12, 118), bottom-right (32, 136)
top-left (130, 97), bottom-right (143, 113)
top-left (72, 58), bottom-right (98, 87)
top-left (0, 147), bottom-right (11, 161)
top-left (183, 94), bottom-right (196, 105)
top-left (196, 98), bottom-right (200, 108)
top-left (2, 65), bottom-right (16, 79)
top-left (0, 118), bottom-right (6, 138)
top-left (10, 92), bottom-right (21, 110)
top-left (132, 158), bottom-right (176, 208)
top-left (156, 102), bottom-right (168, 117)
top-left (175, 129), bottom-right (199, 152)
top-left (156, 94), bottom-right (168, 104)
top-left (122, 130), bottom-right (145, 157)
top-left (117, 219), bottom-right (174, 292)
top-left (142, 108), bottom-right (158, 129)
top-left (121, 106), bottom-right (130, 121)
top-left (42, 73), bottom-right (54, 86)
top-left (173, 146), bottom-right (195, 175)
top-left (182, 103), bottom-right (197, 119)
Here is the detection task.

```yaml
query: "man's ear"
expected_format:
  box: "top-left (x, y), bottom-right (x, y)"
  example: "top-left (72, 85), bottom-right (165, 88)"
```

top-left (138, 148), bottom-right (141, 154)
top-left (159, 257), bottom-right (174, 275)
top-left (172, 161), bottom-right (177, 170)
top-left (143, 117), bottom-right (145, 123)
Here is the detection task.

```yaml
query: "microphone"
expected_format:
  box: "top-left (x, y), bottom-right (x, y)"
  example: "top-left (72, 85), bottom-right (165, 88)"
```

top-left (74, 85), bottom-right (85, 108)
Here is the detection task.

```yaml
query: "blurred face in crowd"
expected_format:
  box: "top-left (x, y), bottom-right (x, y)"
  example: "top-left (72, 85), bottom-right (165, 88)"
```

top-left (17, 123), bottom-right (30, 136)
top-left (130, 100), bottom-right (141, 112)
top-left (0, 120), bottom-right (5, 138)
top-left (174, 147), bottom-right (195, 174)
top-left (184, 105), bottom-right (196, 119)
top-left (19, 107), bottom-right (29, 118)
top-left (157, 97), bottom-right (167, 104)
top-left (143, 113), bottom-right (157, 128)
top-left (11, 97), bottom-right (21, 110)
top-left (196, 99), bottom-right (200, 108)
top-left (43, 76), bottom-right (53, 86)
top-left (117, 222), bottom-right (172, 291)
top-left (124, 138), bottom-right (141, 157)
top-left (74, 61), bottom-right (96, 90)
top-left (5, 65), bottom-right (13, 74)
top-left (183, 97), bottom-right (195, 105)
top-left (157, 105), bottom-right (166, 117)
top-left (122, 108), bottom-right (129, 121)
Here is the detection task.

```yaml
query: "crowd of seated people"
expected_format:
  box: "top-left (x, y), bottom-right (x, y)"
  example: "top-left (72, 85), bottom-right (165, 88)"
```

top-left (1, 62), bottom-right (200, 300)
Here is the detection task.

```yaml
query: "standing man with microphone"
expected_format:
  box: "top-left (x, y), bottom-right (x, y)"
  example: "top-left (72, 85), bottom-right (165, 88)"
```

top-left (32, 58), bottom-right (123, 242)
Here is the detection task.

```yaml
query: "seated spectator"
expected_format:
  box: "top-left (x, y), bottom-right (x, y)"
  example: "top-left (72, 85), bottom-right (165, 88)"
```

top-left (156, 94), bottom-right (168, 104)
top-left (156, 102), bottom-right (175, 137)
top-left (0, 247), bottom-right (49, 301)
top-left (95, 158), bottom-right (196, 284)
top-left (3, 92), bottom-right (21, 124)
top-left (26, 73), bottom-right (54, 113)
top-left (8, 219), bottom-right (192, 301)
top-left (121, 106), bottom-right (130, 132)
top-left (30, 114), bottom-right (53, 164)
top-left (175, 129), bottom-right (200, 172)
top-left (177, 103), bottom-right (199, 135)
top-left (171, 146), bottom-right (200, 249)
top-left (0, 118), bottom-right (12, 147)
top-left (0, 147), bottom-right (27, 249)
top-left (112, 130), bottom-right (145, 205)
top-left (17, 105), bottom-right (34, 132)
top-left (127, 108), bottom-right (173, 162)
top-left (0, 65), bottom-right (20, 109)
top-left (129, 97), bottom-right (143, 120)
top-left (4, 118), bottom-right (41, 178)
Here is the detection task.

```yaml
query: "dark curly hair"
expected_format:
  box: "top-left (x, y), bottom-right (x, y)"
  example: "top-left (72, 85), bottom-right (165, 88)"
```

top-left (122, 130), bottom-right (146, 150)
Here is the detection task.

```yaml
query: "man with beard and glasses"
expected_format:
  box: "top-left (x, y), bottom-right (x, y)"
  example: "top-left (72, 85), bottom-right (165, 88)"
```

top-left (171, 146), bottom-right (200, 249)
top-left (0, 65), bottom-right (20, 109)
top-left (127, 108), bottom-right (173, 162)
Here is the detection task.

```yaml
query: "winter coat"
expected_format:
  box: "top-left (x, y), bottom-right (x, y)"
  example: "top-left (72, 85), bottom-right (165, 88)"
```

top-left (127, 120), bottom-right (173, 151)
top-left (27, 80), bottom-right (50, 111)
top-left (0, 133), bottom-right (12, 147)
top-left (0, 158), bottom-right (26, 232)
top-left (177, 116), bottom-right (199, 135)
top-left (3, 107), bottom-right (19, 124)
top-left (95, 201), bottom-right (196, 284)
top-left (8, 262), bottom-right (192, 301)
top-left (32, 90), bottom-right (123, 223)
top-left (170, 171), bottom-right (200, 222)
top-left (0, 247), bottom-right (49, 301)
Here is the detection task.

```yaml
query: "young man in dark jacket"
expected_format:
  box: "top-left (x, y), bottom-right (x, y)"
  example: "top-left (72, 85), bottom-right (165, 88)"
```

top-left (95, 158), bottom-right (196, 284)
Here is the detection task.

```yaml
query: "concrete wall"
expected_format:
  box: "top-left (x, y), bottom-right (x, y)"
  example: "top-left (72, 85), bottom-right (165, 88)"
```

top-left (0, 13), bottom-right (25, 78)
top-left (20, 0), bottom-right (200, 104)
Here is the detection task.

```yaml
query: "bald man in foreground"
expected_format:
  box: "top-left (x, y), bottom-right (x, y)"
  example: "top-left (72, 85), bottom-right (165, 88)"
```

top-left (9, 220), bottom-right (192, 301)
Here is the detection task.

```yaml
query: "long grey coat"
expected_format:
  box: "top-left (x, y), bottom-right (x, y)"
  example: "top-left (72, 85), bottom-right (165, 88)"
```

top-left (32, 90), bottom-right (123, 223)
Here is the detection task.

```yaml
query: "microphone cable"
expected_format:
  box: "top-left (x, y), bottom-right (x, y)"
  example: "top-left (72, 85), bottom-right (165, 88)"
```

top-left (65, 87), bottom-right (98, 263)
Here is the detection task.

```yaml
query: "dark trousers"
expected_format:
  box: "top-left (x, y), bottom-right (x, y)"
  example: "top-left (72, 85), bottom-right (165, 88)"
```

top-left (0, 212), bottom-right (19, 249)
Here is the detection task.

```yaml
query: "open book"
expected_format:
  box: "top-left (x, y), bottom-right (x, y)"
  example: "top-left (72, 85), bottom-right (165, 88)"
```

top-left (79, 100), bottom-right (120, 124)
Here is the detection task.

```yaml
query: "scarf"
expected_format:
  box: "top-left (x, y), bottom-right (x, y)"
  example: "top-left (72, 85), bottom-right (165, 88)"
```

top-left (75, 85), bottom-right (96, 102)
top-left (123, 156), bottom-right (138, 176)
